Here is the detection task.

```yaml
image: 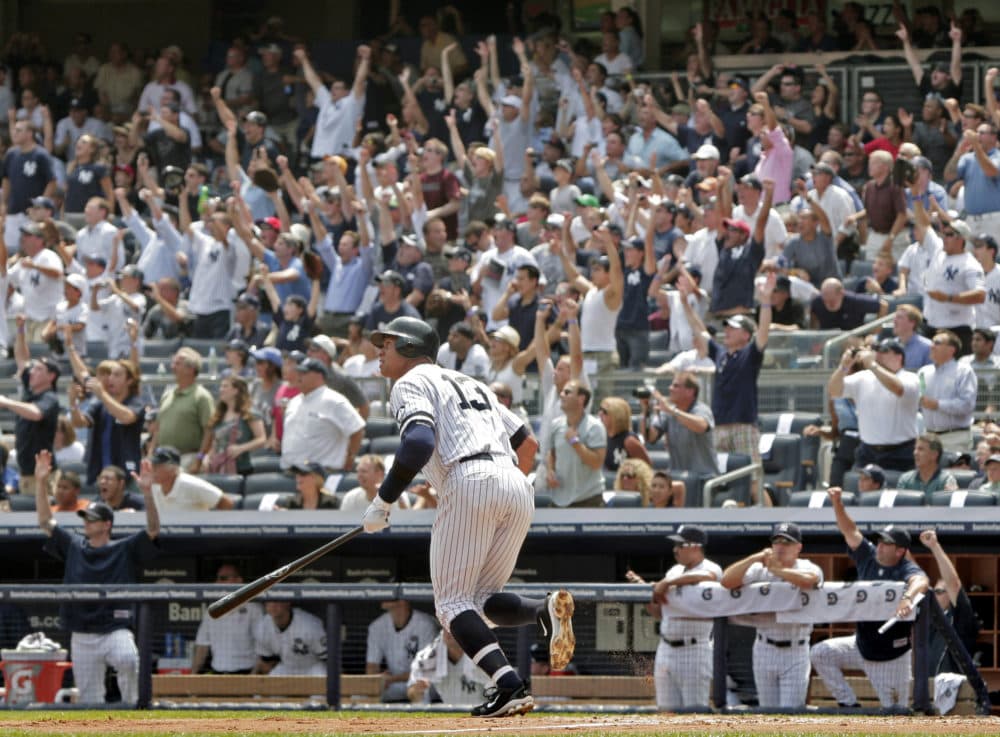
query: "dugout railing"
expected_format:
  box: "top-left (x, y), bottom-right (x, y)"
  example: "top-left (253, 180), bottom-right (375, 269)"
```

top-left (0, 582), bottom-right (987, 714)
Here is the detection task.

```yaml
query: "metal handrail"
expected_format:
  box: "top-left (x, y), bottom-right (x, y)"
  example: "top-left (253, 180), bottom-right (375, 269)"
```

top-left (820, 313), bottom-right (895, 369)
top-left (702, 462), bottom-right (764, 508)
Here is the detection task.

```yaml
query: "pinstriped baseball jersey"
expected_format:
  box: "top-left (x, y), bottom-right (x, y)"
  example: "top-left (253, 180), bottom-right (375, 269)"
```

top-left (742, 559), bottom-right (823, 641)
top-left (255, 607), bottom-right (327, 675)
top-left (659, 559), bottom-right (723, 639)
top-left (389, 363), bottom-right (521, 491)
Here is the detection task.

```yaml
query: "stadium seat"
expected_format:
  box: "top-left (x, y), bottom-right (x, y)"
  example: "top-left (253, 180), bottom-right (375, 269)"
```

top-left (649, 331), bottom-right (670, 351)
top-left (859, 490), bottom-right (926, 507)
top-left (788, 490), bottom-right (857, 507)
top-left (181, 338), bottom-right (228, 356)
top-left (758, 412), bottom-right (821, 489)
top-left (844, 468), bottom-right (903, 493)
top-left (647, 450), bottom-right (671, 470)
top-left (143, 339), bottom-right (182, 357)
top-left (931, 490), bottom-right (997, 507)
top-left (335, 474), bottom-right (358, 492)
top-left (60, 461), bottom-right (88, 477)
top-left (249, 455), bottom-right (283, 474)
top-left (365, 417), bottom-right (399, 438)
top-left (533, 494), bottom-right (554, 508)
top-left (200, 474), bottom-right (245, 497)
top-left (950, 470), bottom-right (979, 489)
top-left (761, 433), bottom-right (802, 502)
top-left (710, 453), bottom-right (752, 507)
top-left (241, 491), bottom-right (286, 510)
top-left (8, 494), bottom-right (36, 511)
top-left (676, 470), bottom-right (708, 508)
top-left (243, 472), bottom-right (297, 496)
top-left (605, 492), bottom-right (642, 507)
top-left (369, 436), bottom-right (402, 456)
top-left (86, 342), bottom-right (109, 360)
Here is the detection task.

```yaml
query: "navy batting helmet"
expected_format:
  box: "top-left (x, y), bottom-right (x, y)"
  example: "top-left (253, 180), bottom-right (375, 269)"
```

top-left (370, 317), bottom-right (440, 360)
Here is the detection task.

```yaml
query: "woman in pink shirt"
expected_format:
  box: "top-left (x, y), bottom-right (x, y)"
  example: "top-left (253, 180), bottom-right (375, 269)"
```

top-left (752, 92), bottom-right (794, 203)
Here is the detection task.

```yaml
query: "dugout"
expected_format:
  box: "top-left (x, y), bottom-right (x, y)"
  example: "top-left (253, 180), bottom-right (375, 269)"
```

top-left (0, 507), bottom-right (998, 711)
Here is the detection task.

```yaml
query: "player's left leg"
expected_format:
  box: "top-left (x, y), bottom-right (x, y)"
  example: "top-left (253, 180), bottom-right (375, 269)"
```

top-left (432, 466), bottom-right (534, 717)
top-left (862, 650), bottom-right (912, 708)
top-left (752, 640), bottom-right (781, 707)
top-left (104, 629), bottom-right (140, 704)
top-left (777, 646), bottom-right (811, 708)
top-left (69, 632), bottom-right (107, 704)
top-left (677, 641), bottom-right (713, 708)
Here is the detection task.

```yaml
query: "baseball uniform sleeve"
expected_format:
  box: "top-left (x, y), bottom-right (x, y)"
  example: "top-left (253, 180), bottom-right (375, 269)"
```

top-left (391, 373), bottom-right (436, 433)
top-left (366, 618), bottom-right (386, 665)
top-left (255, 618), bottom-right (278, 658)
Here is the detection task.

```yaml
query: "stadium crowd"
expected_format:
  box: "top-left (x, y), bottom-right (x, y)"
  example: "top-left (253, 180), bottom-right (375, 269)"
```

top-left (0, 3), bottom-right (998, 515)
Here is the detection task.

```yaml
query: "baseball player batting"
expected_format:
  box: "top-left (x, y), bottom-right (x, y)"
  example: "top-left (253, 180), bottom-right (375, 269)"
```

top-left (363, 317), bottom-right (575, 718)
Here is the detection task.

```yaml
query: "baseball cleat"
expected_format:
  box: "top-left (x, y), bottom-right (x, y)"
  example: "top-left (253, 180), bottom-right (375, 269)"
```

top-left (539, 589), bottom-right (575, 671)
top-left (471, 684), bottom-right (534, 717)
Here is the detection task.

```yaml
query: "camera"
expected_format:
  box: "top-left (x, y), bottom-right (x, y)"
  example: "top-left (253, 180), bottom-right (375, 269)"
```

top-left (632, 386), bottom-right (652, 400)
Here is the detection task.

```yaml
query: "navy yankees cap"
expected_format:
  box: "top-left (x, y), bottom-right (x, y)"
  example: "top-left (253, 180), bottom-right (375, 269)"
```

top-left (150, 446), bottom-right (181, 465)
top-left (875, 525), bottom-right (911, 548)
top-left (859, 463), bottom-right (885, 486)
top-left (291, 461), bottom-right (326, 477)
top-left (78, 501), bottom-right (114, 523)
top-left (770, 522), bottom-right (802, 543)
top-left (667, 524), bottom-right (707, 546)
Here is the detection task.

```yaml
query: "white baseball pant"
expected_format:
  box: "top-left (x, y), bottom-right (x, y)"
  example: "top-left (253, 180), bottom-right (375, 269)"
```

top-left (431, 458), bottom-right (534, 628)
top-left (810, 634), bottom-right (911, 707)
top-left (70, 629), bottom-right (139, 704)
top-left (752, 638), bottom-right (810, 707)
top-left (653, 639), bottom-right (713, 710)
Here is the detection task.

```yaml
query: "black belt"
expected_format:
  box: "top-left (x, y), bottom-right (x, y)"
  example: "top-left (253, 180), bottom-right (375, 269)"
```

top-left (758, 634), bottom-right (806, 648)
top-left (459, 452), bottom-right (493, 463)
top-left (662, 636), bottom-right (708, 647)
top-left (863, 439), bottom-right (914, 453)
top-left (928, 427), bottom-right (970, 435)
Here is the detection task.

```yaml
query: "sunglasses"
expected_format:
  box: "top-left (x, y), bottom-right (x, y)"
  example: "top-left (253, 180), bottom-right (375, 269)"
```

top-left (941, 229), bottom-right (958, 237)
top-left (933, 588), bottom-right (947, 594)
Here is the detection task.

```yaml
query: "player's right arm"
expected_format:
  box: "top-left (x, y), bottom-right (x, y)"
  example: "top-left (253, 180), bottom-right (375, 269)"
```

top-left (827, 486), bottom-right (863, 549)
top-left (721, 551), bottom-right (765, 589)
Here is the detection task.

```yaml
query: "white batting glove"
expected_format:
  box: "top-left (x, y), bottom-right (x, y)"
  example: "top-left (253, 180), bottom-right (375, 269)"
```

top-left (362, 496), bottom-right (391, 533)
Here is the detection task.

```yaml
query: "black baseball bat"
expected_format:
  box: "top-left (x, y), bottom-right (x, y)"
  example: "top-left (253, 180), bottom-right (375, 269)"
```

top-left (207, 526), bottom-right (365, 619)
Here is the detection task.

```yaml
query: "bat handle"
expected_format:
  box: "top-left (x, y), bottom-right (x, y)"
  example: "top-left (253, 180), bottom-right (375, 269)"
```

top-left (877, 592), bottom-right (924, 634)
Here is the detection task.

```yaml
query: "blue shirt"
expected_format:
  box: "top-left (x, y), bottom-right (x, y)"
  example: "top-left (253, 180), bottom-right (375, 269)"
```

top-left (625, 127), bottom-right (688, 171)
top-left (2, 146), bottom-right (54, 213)
top-left (848, 537), bottom-right (925, 661)
top-left (708, 339), bottom-right (764, 425)
top-left (956, 148), bottom-right (1000, 215)
top-left (711, 238), bottom-right (765, 312)
top-left (902, 333), bottom-right (932, 370)
top-left (315, 234), bottom-right (374, 313)
top-left (617, 267), bottom-right (654, 331)
top-left (905, 181), bottom-right (948, 211)
top-left (44, 525), bottom-right (159, 633)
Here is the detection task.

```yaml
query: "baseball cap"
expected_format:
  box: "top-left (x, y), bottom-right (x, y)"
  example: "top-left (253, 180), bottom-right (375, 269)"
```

top-left (985, 454), bottom-right (1000, 466)
top-left (774, 275), bottom-right (792, 293)
top-left (35, 357), bottom-right (61, 381)
top-left (664, 174), bottom-right (685, 187)
top-left (226, 338), bottom-right (250, 354)
top-left (500, 94), bottom-right (522, 109)
top-left (69, 97), bottom-right (87, 110)
top-left (728, 76), bottom-right (750, 92)
top-left (65, 273), bottom-right (87, 294)
top-left (308, 334), bottom-right (338, 360)
top-left (449, 321), bottom-right (477, 340)
top-left (376, 270), bottom-right (406, 288)
top-left (291, 461), bottom-right (326, 477)
top-left (117, 264), bottom-right (144, 282)
top-left (875, 525), bottom-right (911, 548)
top-left (948, 219), bottom-right (973, 240)
top-left (544, 213), bottom-right (565, 229)
top-left (670, 102), bottom-right (690, 115)
top-left (770, 522), bottom-right (802, 543)
top-left (490, 325), bottom-right (521, 350)
top-left (604, 222), bottom-right (624, 237)
top-left (974, 233), bottom-right (999, 253)
top-left (236, 293), bottom-right (260, 309)
top-left (624, 237), bottom-right (645, 250)
top-left (725, 314), bottom-right (756, 334)
top-left (693, 144), bottom-right (720, 160)
top-left (739, 174), bottom-right (763, 190)
top-left (685, 264), bottom-right (703, 282)
top-left (492, 214), bottom-right (516, 232)
top-left (400, 233), bottom-right (426, 253)
top-left (574, 194), bottom-right (600, 208)
top-left (443, 245), bottom-right (472, 261)
top-left (912, 156), bottom-right (933, 172)
top-left (876, 338), bottom-right (905, 357)
top-left (722, 218), bottom-right (751, 236)
top-left (859, 463), bottom-right (886, 486)
top-left (84, 254), bottom-right (108, 267)
top-left (258, 42), bottom-right (282, 54)
top-left (19, 222), bottom-right (44, 238)
top-left (250, 346), bottom-right (282, 368)
top-left (811, 162), bottom-right (836, 177)
top-left (667, 524), bottom-right (708, 546)
top-left (554, 158), bottom-right (574, 173)
top-left (245, 110), bottom-right (268, 127)
top-left (150, 446), bottom-right (182, 465)
top-left (77, 501), bottom-right (114, 523)
top-left (256, 216), bottom-right (281, 231)
top-left (296, 357), bottom-right (329, 378)
top-left (30, 196), bottom-right (55, 210)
